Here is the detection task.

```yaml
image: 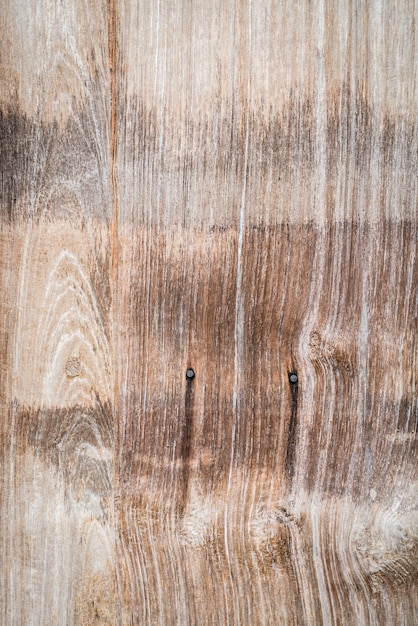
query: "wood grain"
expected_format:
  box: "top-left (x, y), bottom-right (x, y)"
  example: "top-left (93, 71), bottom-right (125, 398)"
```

top-left (1, 1), bottom-right (417, 624)
top-left (115, 223), bottom-right (417, 625)
top-left (0, 1), bottom-right (115, 624)
top-left (114, 1), bottom-right (417, 624)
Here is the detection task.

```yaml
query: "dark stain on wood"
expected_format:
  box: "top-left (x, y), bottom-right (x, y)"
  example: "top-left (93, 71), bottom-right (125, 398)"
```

top-left (122, 88), bottom-right (416, 176)
top-left (179, 369), bottom-right (195, 511)
top-left (2, 90), bottom-right (416, 225)
top-left (285, 370), bottom-right (299, 480)
top-left (3, 400), bottom-right (114, 496)
top-left (0, 104), bottom-right (110, 221)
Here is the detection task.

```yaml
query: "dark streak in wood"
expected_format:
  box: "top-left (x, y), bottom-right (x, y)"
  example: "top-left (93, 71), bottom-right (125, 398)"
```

top-left (285, 370), bottom-right (299, 480)
top-left (2, 91), bottom-right (416, 226)
top-left (2, 401), bottom-right (113, 496)
top-left (0, 104), bottom-right (113, 222)
top-left (179, 374), bottom-right (195, 512)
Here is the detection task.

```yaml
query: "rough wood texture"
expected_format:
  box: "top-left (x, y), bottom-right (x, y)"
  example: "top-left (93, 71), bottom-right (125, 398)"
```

top-left (0, 2), bottom-right (115, 623)
top-left (1, 1), bottom-right (417, 624)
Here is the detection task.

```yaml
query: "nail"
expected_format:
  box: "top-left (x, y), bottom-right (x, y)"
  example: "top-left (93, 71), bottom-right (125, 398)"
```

top-left (186, 368), bottom-right (195, 381)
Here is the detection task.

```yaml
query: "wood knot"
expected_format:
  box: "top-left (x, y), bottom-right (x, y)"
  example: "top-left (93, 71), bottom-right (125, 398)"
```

top-left (308, 331), bottom-right (353, 376)
top-left (65, 356), bottom-right (81, 378)
top-left (354, 504), bottom-right (418, 587)
top-left (250, 506), bottom-right (301, 565)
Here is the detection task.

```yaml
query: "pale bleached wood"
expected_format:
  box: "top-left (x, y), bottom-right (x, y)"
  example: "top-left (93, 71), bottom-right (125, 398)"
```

top-left (0, 1), bottom-right (115, 624)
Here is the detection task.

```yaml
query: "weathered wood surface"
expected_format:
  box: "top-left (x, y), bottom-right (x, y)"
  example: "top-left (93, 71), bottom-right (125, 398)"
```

top-left (1, 1), bottom-right (417, 624)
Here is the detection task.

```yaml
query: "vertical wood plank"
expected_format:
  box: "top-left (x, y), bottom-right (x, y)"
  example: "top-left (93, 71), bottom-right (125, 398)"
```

top-left (0, 1), bottom-right (116, 624)
top-left (115, 1), bottom-right (417, 624)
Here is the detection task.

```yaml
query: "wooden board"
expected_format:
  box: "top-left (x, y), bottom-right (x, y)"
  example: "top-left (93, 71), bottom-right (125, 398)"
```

top-left (0, 1), bottom-right (116, 623)
top-left (1, 1), bottom-right (417, 624)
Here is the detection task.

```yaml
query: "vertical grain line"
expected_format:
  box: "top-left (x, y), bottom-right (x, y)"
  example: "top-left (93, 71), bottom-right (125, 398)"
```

top-left (108, 0), bottom-right (120, 615)
top-left (179, 379), bottom-right (195, 514)
top-left (108, 0), bottom-right (118, 417)
top-left (109, 0), bottom-right (118, 237)
top-left (286, 375), bottom-right (299, 482)
top-left (231, 0), bottom-right (252, 479)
